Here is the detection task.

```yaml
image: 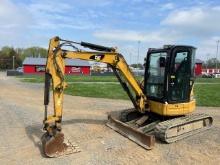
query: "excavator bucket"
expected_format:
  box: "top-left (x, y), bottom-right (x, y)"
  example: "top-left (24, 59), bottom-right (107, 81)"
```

top-left (41, 132), bottom-right (80, 158)
top-left (106, 110), bottom-right (155, 150)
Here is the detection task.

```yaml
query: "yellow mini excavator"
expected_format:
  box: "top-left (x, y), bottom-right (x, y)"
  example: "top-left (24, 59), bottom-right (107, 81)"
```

top-left (41, 36), bottom-right (213, 157)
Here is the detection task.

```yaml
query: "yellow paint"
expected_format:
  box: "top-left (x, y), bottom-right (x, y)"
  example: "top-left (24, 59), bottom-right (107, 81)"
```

top-left (149, 100), bottom-right (195, 116)
top-left (44, 115), bottom-right (59, 124)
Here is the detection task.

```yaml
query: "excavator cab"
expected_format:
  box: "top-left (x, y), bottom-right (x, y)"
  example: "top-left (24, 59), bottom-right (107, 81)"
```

top-left (143, 46), bottom-right (196, 116)
top-left (145, 46), bottom-right (195, 102)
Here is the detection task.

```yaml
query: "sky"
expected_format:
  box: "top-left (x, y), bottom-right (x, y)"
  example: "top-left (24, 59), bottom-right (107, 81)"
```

top-left (1, 0), bottom-right (220, 64)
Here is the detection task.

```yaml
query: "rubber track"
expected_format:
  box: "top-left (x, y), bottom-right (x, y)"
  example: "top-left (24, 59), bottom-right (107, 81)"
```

top-left (154, 113), bottom-right (213, 143)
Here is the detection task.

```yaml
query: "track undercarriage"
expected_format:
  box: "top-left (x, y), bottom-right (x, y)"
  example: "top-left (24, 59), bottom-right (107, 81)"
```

top-left (107, 109), bottom-right (213, 149)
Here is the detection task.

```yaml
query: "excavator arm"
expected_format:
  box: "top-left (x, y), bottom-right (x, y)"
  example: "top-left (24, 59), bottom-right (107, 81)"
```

top-left (42, 36), bottom-right (152, 157)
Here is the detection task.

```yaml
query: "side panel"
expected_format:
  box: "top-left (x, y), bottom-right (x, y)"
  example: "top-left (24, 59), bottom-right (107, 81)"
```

top-left (65, 66), bottom-right (81, 75)
top-left (81, 66), bottom-right (90, 75)
top-left (64, 66), bottom-right (90, 75)
top-left (24, 65), bottom-right (45, 74)
top-left (149, 100), bottom-right (195, 116)
top-left (23, 65), bottom-right (35, 73)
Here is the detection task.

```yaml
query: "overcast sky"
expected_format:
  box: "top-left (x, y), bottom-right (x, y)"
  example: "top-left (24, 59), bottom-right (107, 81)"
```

top-left (1, 0), bottom-right (220, 63)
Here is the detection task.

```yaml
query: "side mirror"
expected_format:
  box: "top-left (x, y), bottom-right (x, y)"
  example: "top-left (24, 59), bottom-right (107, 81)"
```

top-left (159, 57), bottom-right (166, 67)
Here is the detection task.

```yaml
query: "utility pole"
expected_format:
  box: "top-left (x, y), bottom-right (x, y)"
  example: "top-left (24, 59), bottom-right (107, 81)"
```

top-left (12, 56), bottom-right (15, 70)
top-left (206, 53), bottom-right (210, 70)
top-left (137, 40), bottom-right (140, 67)
top-left (136, 41), bottom-right (141, 76)
top-left (216, 40), bottom-right (220, 73)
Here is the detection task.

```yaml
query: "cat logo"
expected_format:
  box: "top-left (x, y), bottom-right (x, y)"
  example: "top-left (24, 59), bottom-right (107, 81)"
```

top-left (95, 55), bottom-right (102, 61)
top-left (90, 54), bottom-right (105, 62)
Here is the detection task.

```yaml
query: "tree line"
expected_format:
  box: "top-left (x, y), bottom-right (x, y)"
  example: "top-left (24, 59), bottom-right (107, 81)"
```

top-left (0, 46), bottom-right (220, 70)
top-left (203, 58), bottom-right (220, 68)
top-left (0, 46), bottom-right (47, 70)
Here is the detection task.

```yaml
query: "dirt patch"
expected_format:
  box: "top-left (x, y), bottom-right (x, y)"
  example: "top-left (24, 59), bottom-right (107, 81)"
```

top-left (0, 72), bottom-right (220, 164)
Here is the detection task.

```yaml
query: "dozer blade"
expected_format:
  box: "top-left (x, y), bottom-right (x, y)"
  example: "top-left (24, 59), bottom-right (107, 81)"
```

top-left (41, 132), bottom-right (80, 158)
top-left (106, 111), bottom-right (155, 150)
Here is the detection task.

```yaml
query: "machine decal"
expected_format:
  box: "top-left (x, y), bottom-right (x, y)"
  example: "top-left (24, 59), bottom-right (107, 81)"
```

top-left (90, 54), bottom-right (105, 62)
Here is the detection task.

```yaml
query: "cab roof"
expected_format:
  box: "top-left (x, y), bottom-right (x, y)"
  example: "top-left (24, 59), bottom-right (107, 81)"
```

top-left (148, 45), bottom-right (196, 52)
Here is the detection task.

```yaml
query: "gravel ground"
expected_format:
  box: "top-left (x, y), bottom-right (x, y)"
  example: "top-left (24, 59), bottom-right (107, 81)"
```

top-left (0, 72), bottom-right (220, 165)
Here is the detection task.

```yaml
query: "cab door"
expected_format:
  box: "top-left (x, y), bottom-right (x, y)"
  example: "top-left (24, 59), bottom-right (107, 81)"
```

top-left (168, 47), bottom-right (195, 103)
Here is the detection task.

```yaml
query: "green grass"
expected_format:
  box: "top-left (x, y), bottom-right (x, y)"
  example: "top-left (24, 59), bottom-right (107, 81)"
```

top-left (17, 75), bottom-right (143, 83)
top-left (195, 78), bottom-right (220, 83)
top-left (65, 75), bottom-right (118, 82)
top-left (65, 83), bottom-right (220, 107)
top-left (17, 75), bottom-right (44, 83)
top-left (17, 75), bottom-right (220, 107)
top-left (18, 75), bottom-right (220, 84)
top-left (194, 84), bottom-right (220, 107)
top-left (65, 83), bottom-right (129, 100)
top-left (17, 75), bottom-right (119, 83)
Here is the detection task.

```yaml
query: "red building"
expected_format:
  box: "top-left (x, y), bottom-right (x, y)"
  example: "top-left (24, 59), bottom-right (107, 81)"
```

top-left (23, 57), bottom-right (91, 75)
top-left (195, 59), bottom-right (203, 76)
top-left (202, 68), bottom-right (220, 74)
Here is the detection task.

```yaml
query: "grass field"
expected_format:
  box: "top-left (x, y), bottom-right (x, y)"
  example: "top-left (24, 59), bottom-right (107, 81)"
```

top-left (195, 78), bottom-right (220, 83)
top-left (194, 84), bottom-right (220, 107)
top-left (66, 83), bottom-right (129, 100)
top-left (17, 75), bottom-right (119, 83)
top-left (17, 75), bottom-right (220, 107)
top-left (17, 75), bottom-right (220, 83)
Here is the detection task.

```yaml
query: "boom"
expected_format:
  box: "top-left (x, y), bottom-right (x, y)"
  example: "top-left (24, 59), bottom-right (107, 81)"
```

top-left (44, 37), bottom-right (148, 131)
top-left (42, 37), bottom-right (150, 157)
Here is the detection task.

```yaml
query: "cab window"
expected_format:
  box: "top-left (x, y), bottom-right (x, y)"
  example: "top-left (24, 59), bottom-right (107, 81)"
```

top-left (146, 52), bottom-right (167, 99)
